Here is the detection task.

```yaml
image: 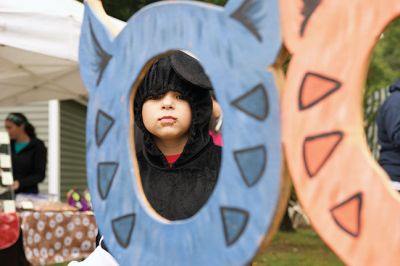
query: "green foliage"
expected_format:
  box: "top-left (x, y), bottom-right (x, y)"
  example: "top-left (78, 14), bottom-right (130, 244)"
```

top-left (102, 0), bottom-right (157, 21)
top-left (366, 19), bottom-right (400, 96)
top-left (253, 229), bottom-right (344, 266)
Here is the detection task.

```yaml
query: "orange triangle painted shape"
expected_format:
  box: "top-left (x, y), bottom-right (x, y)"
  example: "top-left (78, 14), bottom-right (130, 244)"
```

top-left (303, 131), bottom-right (343, 178)
top-left (330, 193), bottom-right (363, 237)
top-left (299, 72), bottom-right (341, 110)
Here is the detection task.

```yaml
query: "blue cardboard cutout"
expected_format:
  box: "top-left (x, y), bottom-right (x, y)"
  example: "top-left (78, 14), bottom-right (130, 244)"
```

top-left (79, 0), bottom-right (283, 264)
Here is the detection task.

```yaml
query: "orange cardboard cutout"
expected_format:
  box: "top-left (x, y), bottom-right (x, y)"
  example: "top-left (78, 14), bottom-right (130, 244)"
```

top-left (281, 0), bottom-right (400, 265)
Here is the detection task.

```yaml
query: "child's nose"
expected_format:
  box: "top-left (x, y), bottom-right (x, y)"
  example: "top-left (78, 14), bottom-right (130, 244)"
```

top-left (161, 94), bottom-right (175, 109)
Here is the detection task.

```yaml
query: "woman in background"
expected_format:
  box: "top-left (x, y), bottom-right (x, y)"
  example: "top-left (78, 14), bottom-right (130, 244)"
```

top-left (4, 113), bottom-right (47, 194)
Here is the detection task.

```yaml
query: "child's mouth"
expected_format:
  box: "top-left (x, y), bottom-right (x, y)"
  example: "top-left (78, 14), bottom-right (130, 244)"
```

top-left (158, 116), bottom-right (177, 124)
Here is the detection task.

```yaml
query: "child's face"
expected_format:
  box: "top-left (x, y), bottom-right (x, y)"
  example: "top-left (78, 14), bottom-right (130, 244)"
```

top-left (142, 90), bottom-right (192, 141)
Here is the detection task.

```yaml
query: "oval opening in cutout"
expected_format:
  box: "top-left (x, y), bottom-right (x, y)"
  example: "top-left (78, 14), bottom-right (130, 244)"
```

top-left (131, 50), bottom-right (222, 221)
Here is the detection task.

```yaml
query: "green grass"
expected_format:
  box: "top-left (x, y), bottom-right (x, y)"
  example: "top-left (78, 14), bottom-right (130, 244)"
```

top-left (253, 228), bottom-right (344, 266)
top-left (51, 228), bottom-right (343, 266)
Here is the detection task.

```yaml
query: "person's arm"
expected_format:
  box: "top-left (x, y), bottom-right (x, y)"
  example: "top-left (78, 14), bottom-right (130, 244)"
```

top-left (383, 96), bottom-right (400, 146)
top-left (18, 141), bottom-right (47, 190)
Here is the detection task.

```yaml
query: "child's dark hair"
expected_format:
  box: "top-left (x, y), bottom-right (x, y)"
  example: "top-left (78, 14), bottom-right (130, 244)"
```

top-left (5, 112), bottom-right (37, 138)
top-left (134, 51), bottom-right (213, 140)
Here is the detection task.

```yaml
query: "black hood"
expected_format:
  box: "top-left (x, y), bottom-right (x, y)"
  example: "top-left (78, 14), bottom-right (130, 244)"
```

top-left (389, 79), bottom-right (400, 93)
top-left (134, 52), bottom-right (213, 168)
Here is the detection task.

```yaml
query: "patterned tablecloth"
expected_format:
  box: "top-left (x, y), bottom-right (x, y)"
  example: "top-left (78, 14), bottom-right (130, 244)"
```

top-left (19, 211), bottom-right (97, 265)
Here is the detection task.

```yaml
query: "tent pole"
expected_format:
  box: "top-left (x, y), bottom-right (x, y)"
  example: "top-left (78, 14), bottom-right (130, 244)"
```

top-left (48, 100), bottom-right (60, 201)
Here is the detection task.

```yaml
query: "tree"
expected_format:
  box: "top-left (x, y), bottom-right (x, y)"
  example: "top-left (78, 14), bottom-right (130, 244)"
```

top-left (366, 19), bottom-right (400, 96)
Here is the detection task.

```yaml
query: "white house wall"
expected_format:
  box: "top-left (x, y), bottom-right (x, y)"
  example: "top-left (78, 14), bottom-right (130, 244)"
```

top-left (59, 100), bottom-right (87, 200)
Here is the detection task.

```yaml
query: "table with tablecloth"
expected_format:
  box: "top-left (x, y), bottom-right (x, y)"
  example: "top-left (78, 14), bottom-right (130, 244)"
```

top-left (19, 210), bottom-right (97, 265)
top-left (0, 210), bottom-right (97, 266)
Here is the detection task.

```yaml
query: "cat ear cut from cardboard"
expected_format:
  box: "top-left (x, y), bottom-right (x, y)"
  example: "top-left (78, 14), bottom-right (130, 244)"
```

top-left (79, 2), bottom-right (122, 94)
top-left (225, 0), bottom-right (282, 65)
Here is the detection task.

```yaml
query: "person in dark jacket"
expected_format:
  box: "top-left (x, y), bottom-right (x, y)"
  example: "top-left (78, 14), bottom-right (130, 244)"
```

top-left (134, 51), bottom-right (221, 220)
top-left (4, 113), bottom-right (47, 194)
top-left (376, 79), bottom-right (400, 191)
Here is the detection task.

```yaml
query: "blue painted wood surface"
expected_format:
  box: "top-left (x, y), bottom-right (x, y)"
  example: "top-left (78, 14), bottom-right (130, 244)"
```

top-left (79, 0), bottom-right (283, 265)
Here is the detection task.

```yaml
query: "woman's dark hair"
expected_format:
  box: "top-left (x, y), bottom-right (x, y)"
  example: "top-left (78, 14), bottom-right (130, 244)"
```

top-left (5, 112), bottom-right (37, 138)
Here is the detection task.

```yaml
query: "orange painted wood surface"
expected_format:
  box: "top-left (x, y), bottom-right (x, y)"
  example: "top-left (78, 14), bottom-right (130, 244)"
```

top-left (281, 0), bottom-right (400, 264)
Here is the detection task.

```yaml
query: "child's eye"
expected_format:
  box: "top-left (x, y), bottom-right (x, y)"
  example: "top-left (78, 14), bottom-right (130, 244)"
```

top-left (176, 95), bottom-right (185, 100)
top-left (147, 94), bottom-right (163, 100)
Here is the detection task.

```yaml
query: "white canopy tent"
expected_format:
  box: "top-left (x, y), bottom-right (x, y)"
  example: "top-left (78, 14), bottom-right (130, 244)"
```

top-left (0, 0), bottom-right (125, 199)
top-left (0, 0), bottom-right (124, 105)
